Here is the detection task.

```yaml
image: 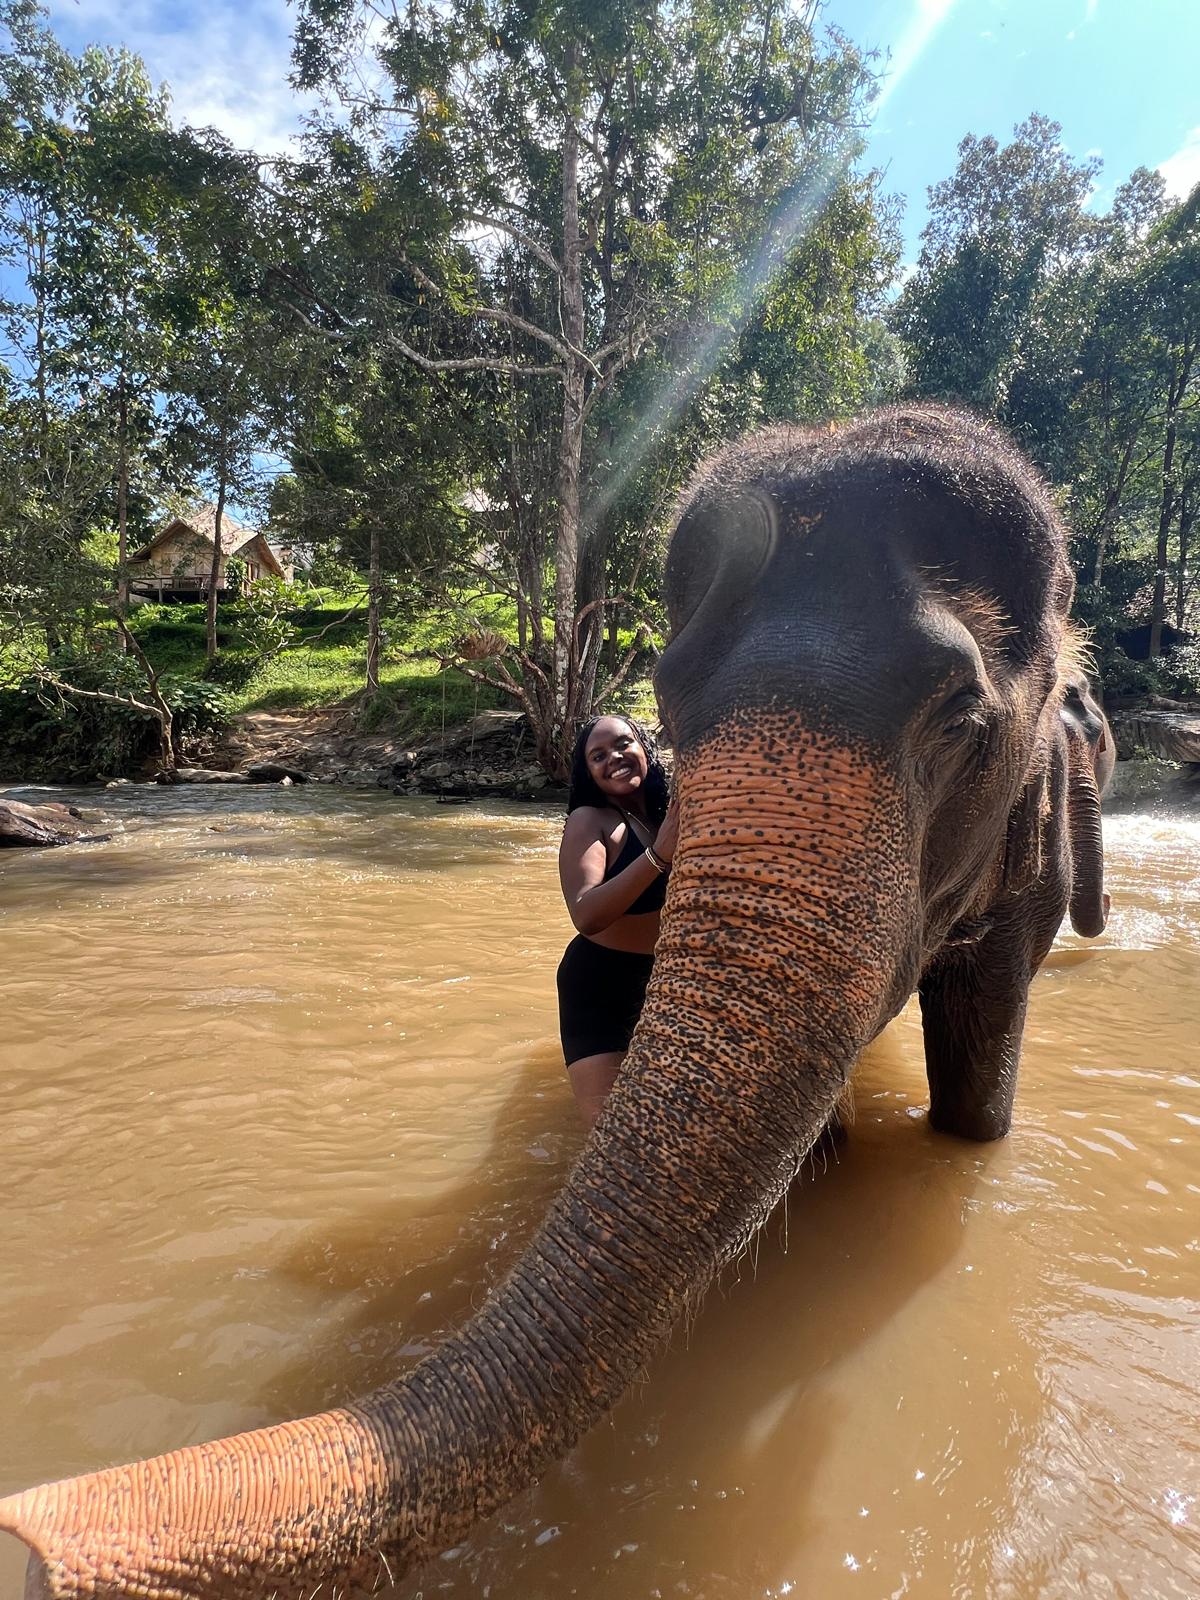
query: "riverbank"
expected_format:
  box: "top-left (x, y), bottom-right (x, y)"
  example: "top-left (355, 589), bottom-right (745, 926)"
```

top-left (202, 705), bottom-right (567, 800)
top-left (1101, 754), bottom-right (1200, 815)
top-left (94, 720), bottom-right (1200, 814)
top-left (5, 686), bottom-right (1198, 812)
top-left (206, 706), bottom-right (1200, 814)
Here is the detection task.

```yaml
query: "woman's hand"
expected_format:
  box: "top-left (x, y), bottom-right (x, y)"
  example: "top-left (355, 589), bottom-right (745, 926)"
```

top-left (654, 797), bottom-right (680, 864)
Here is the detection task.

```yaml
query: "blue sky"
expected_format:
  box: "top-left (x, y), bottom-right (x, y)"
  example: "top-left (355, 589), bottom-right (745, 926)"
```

top-left (38, 0), bottom-right (1200, 263)
top-left (836, 0), bottom-right (1200, 257)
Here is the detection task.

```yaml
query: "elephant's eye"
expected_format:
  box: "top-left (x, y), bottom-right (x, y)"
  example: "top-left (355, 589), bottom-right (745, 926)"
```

top-left (941, 692), bottom-right (987, 738)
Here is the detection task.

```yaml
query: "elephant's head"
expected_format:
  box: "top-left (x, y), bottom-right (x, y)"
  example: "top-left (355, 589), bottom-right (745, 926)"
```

top-left (0, 406), bottom-right (1084, 1599)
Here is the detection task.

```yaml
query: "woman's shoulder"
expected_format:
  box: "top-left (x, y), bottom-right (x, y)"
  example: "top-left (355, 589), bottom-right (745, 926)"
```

top-left (561, 804), bottom-right (620, 843)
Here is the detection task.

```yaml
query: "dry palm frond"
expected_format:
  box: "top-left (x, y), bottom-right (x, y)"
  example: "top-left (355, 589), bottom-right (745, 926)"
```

top-left (454, 628), bottom-right (510, 661)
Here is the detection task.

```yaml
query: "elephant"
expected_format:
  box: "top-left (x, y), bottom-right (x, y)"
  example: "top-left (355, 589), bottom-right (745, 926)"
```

top-left (0, 405), bottom-right (1112, 1599)
top-left (1058, 664), bottom-right (1114, 937)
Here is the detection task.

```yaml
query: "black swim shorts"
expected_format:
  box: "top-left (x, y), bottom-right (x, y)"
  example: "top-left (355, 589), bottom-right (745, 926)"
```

top-left (556, 934), bottom-right (655, 1066)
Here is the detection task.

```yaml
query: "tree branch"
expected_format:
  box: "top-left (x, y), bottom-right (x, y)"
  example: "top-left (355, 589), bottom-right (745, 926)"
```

top-left (402, 253), bottom-right (600, 375)
top-left (594, 620), bottom-right (656, 706)
top-left (32, 671), bottom-right (161, 722)
top-left (384, 330), bottom-right (561, 379)
top-left (262, 591), bottom-right (370, 665)
top-left (461, 212), bottom-right (562, 277)
top-left (452, 658), bottom-right (536, 724)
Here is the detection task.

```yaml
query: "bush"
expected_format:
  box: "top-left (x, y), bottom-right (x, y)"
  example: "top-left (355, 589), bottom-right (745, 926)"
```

top-left (135, 617), bottom-right (209, 650)
top-left (0, 663), bottom-right (156, 781)
top-left (0, 654), bottom-right (229, 782)
top-left (1072, 583), bottom-right (1169, 701)
top-left (1163, 638), bottom-right (1200, 700)
top-left (202, 650), bottom-right (262, 690)
top-left (161, 676), bottom-right (229, 738)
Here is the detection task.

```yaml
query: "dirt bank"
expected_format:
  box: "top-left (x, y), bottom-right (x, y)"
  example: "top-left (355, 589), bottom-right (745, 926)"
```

top-left (1102, 754), bottom-right (1200, 815)
top-left (208, 705), bottom-right (567, 800)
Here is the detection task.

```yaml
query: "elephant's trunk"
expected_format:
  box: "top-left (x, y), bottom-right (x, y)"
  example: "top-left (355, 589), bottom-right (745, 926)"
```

top-left (1066, 732), bottom-right (1108, 937)
top-left (1, 716), bottom-right (913, 1600)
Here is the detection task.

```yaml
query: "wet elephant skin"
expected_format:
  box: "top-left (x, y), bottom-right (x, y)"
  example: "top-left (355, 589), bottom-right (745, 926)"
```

top-left (0, 405), bottom-right (1110, 1599)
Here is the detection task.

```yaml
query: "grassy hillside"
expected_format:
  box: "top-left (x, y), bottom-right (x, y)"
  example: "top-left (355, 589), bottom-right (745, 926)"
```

top-left (127, 592), bottom-right (503, 734)
top-left (0, 588), bottom-right (660, 782)
top-left (126, 589), bottom-right (659, 733)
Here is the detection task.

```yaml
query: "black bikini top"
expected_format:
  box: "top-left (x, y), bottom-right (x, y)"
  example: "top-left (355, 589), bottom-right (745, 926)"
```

top-left (603, 810), bottom-right (668, 915)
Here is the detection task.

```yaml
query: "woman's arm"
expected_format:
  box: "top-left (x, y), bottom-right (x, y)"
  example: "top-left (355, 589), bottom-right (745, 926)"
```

top-left (558, 807), bottom-right (669, 935)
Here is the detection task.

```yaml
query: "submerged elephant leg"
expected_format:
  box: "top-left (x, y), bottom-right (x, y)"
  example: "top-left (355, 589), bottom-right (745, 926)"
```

top-left (918, 945), bottom-right (1031, 1142)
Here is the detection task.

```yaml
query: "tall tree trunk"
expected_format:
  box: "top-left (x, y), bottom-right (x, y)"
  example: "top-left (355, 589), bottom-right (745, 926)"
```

top-left (365, 524), bottom-right (382, 695)
top-left (1148, 415), bottom-right (1178, 661)
top-left (1150, 344), bottom-right (1197, 658)
top-left (551, 48), bottom-right (585, 779)
top-left (575, 415), bottom-right (618, 719)
top-left (206, 476), bottom-right (227, 662)
top-left (1090, 432), bottom-right (1137, 587)
top-left (1175, 463), bottom-right (1194, 633)
top-left (606, 610), bottom-right (620, 674)
top-left (32, 218), bottom-right (49, 451)
top-left (33, 215), bottom-right (63, 657)
top-left (116, 373), bottom-right (129, 653)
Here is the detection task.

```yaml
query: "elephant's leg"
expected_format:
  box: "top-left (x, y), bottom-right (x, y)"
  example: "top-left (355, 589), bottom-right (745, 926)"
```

top-left (918, 949), bottom-right (1031, 1142)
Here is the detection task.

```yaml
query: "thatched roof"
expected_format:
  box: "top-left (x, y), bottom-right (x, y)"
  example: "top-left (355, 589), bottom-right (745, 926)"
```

top-left (129, 503), bottom-right (286, 577)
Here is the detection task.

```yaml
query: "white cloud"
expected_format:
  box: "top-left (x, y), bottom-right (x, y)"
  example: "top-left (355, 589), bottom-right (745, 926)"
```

top-left (1158, 127), bottom-right (1200, 200)
top-left (45, 0), bottom-right (317, 154)
top-left (1085, 0), bottom-right (1099, 18)
top-left (873, 0), bottom-right (961, 118)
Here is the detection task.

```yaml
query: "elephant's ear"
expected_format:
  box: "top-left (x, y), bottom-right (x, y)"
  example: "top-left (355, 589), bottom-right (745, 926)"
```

top-left (663, 487), bottom-right (778, 637)
top-left (1065, 723), bottom-right (1109, 937)
top-left (656, 488), bottom-right (778, 721)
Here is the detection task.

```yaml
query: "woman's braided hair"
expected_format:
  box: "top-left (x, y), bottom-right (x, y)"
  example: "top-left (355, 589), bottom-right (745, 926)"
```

top-left (566, 714), bottom-right (670, 824)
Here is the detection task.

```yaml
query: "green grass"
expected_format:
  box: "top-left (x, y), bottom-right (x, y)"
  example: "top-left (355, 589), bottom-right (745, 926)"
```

top-left (5, 589), bottom-right (661, 742)
top-left (123, 592), bottom-right (506, 734)
top-left (610, 675), bottom-right (661, 727)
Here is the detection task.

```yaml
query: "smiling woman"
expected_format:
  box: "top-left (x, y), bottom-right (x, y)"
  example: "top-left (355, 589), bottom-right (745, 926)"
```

top-left (556, 715), bottom-right (679, 1126)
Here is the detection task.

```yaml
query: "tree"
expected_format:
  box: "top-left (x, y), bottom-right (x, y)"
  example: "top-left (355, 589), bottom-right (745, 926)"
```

top-left (893, 114), bottom-right (1101, 435)
top-left (164, 138), bottom-right (278, 661)
top-left (41, 45), bottom-right (214, 630)
top-left (0, 5), bottom-right (230, 769)
top-left (284, 0), bottom-right (885, 775)
top-left (893, 117), bottom-right (1200, 693)
top-left (1140, 188), bottom-right (1200, 657)
top-left (271, 341), bottom-right (476, 696)
top-left (1066, 172), bottom-right (1171, 588)
top-left (0, 0), bottom-right (80, 472)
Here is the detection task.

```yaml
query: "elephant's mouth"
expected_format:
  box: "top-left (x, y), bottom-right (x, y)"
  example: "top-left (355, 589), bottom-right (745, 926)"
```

top-left (0, 714), bottom-right (916, 1600)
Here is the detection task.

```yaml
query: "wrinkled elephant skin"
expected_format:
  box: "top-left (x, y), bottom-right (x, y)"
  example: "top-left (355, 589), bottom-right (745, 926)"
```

top-left (0, 406), bottom-right (1110, 1599)
top-left (1058, 666), bottom-right (1113, 936)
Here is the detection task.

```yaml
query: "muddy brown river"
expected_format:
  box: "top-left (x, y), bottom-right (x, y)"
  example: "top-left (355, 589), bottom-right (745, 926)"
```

top-left (1, 785), bottom-right (1197, 1598)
